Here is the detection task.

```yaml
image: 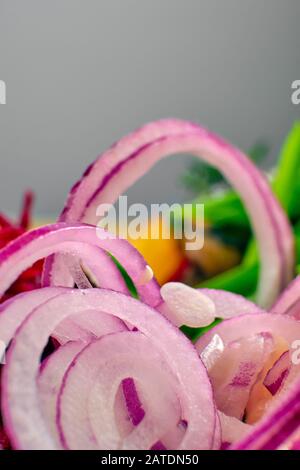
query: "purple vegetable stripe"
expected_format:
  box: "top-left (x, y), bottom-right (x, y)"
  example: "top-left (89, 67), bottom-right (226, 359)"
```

top-left (264, 369), bottom-right (289, 396)
top-left (221, 442), bottom-right (231, 450)
top-left (263, 350), bottom-right (290, 396)
top-left (151, 441), bottom-right (167, 450)
top-left (122, 378), bottom-right (168, 450)
top-left (260, 405), bottom-right (300, 450)
top-left (122, 377), bottom-right (145, 426)
top-left (233, 381), bottom-right (300, 450)
top-left (291, 438), bottom-right (300, 450)
top-left (230, 362), bottom-right (257, 387)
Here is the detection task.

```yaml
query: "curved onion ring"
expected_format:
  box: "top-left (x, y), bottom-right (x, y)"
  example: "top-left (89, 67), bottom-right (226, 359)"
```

top-left (196, 313), bottom-right (300, 357)
top-left (271, 275), bottom-right (300, 319)
top-left (196, 313), bottom-right (300, 449)
top-left (158, 284), bottom-right (263, 328)
top-left (212, 412), bottom-right (221, 450)
top-left (278, 427), bottom-right (300, 450)
top-left (49, 119), bottom-right (294, 307)
top-left (38, 341), bottom-right (86, 447)
top-left (0, 223), bottom-right (161, 307)
top-left (0, 288), bottom-right (64, 346)
top-left (57, 332), bottom-right (183, 450)
top-left (218, 411), bottom-right (252, 446)
top-left (1, 288), bottom-right (216, 450)
top-left (231, 374), bottom-right (300, 450)
top-left (198, 288), bottom-right (264, 318)
top-left (0, 287), bottom-right (126, 348)
top-left (263, 351), bottom-right (290, 396)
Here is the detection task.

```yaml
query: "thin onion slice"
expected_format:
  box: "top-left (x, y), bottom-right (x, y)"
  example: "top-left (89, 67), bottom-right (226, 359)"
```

top-left (38, 341), bottom-right (86, 447)
top-left (53, 309), bottom-right (126, 345)
top-left (158, 285), bottom-right (263, 328)
top-left (211, 411), bottom-right (221, 450)
top-left (218, 411), bottom-right (252, 446)
top-left (278, 427), bottom-right (300, 450)
top-left (58, 332), bottom-right (182, 450)
top-left (0, 287), bottom-right (126, 348)
top-left (263, 351), bottom-right (290, 396)
top-left (196, 313), bottom-right (300, 449)
top-left (232, 374), bottom-right (300, 450)
top-left (196, 313), bottom-right (300, 358)
top-left (0, 288), bottom-right (64, 347)
top-left (198, 288), bottom-right (264, 318)
top-left (1, 288), bottom-right (216, 450)
top-left (271, 275), bottom-right (300, 319)
top-left (0, 223), bottom-right (161, 307)
top-left (53, 119), bottom-right (293, 307)
top-left (200, 334), bottom-right (225, 371)
top-left (203, 333), bottom-right (272, 419)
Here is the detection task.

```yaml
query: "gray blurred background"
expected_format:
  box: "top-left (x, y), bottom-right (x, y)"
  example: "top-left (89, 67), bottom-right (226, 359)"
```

top-left (0, 0), bottom-right (299, 218)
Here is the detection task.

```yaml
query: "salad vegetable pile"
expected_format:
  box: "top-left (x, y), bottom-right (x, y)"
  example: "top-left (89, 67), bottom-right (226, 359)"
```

top-left (0, 119), bottom-right (300, 450)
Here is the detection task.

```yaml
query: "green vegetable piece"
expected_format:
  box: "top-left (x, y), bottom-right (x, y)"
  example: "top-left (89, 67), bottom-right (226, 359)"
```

top-left (273, 121), bottom-right (300, 214)
top-left (198, 263), bottom-right (258, 297)
top-left (181, 318), bottom-right (222, 342)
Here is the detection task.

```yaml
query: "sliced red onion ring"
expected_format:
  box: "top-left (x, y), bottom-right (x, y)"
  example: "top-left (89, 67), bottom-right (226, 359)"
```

top-left (200, 334), bottom-right (225, 371)
top-left (38, 341), bottom-right (86, 447)
top-left (0, 223), bottom-right (161, 307)
top-left (158, 285), bottom-right (263, 328)
top-left (1, 288), bottom-right (216, 450)
top-left (232, 374), bottom-right (300, 450)
top-left (271, 275), bottom-right (300, 319)
top-left (53, 309), bottom-right (126, 345)
top-left (63, 253), bottom-right (93, 289)
top-left (120, 378), bottom-right (186, 450)
top-left (0, 288), bottom-right (64, 347)
top-left (198, 288), bottom-right (264, 318)
top-left (196, 313), bottom-right (300, 357)
top-left (60, 120), bottom-right (198, 223)
top-left (205, 333), bottom-right (272, 419)
top-left (53, 120), bottom-right (293, 308)
top-left (211, 412), bottom-right (222, 450)
top-left (218, 411), bottom-right (252, 446)
top-left (263, 351), bottom-right (290, 396)
top-left (0, 286), bottom-right (126, 348)
top-left (58, 332), bottom-right (182, 450)
top-left (196, 313), bottom-right (300, 449)
top-left (278, 427), bottom-right (300, 450)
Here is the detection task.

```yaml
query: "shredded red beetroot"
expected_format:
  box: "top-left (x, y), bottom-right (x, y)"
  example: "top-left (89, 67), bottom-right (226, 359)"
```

top-left (0, 192), bottom-right (42, 451)
top-left (0, 192), bottom-right (43, 303)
